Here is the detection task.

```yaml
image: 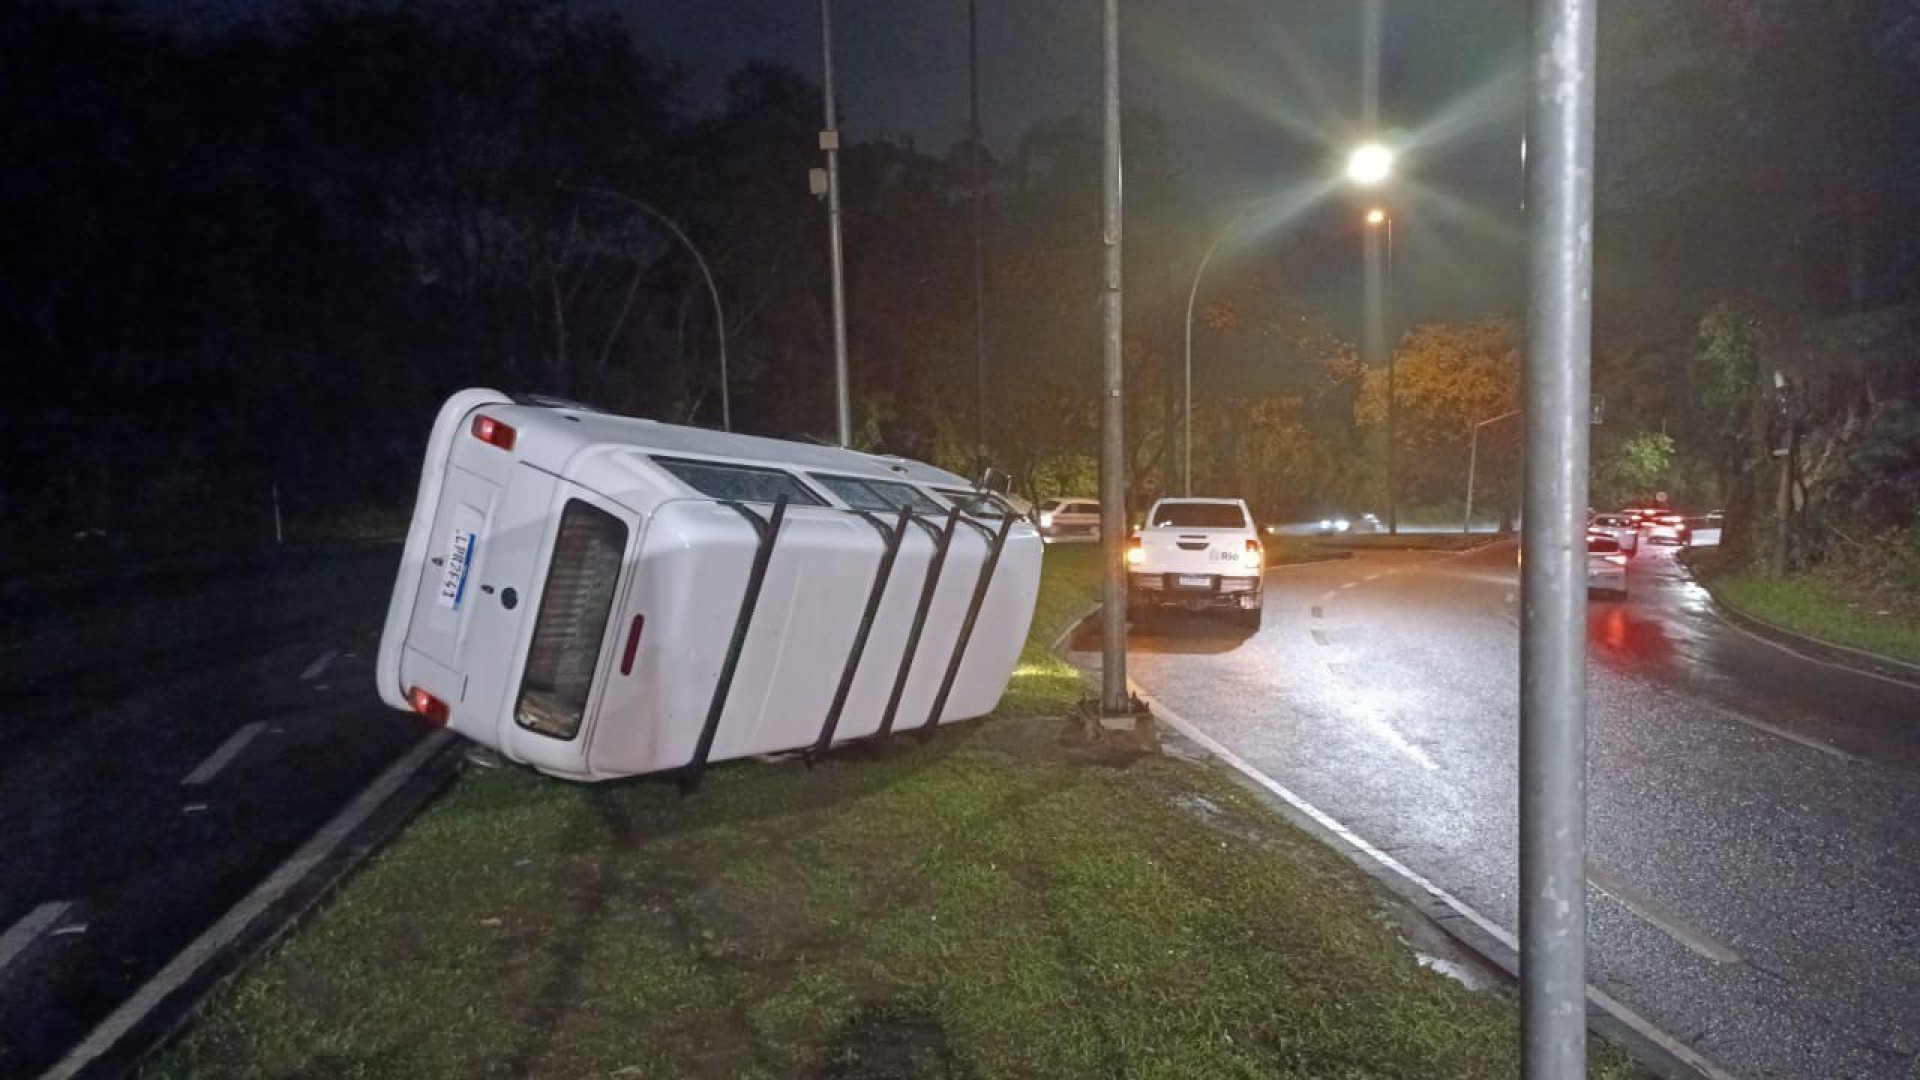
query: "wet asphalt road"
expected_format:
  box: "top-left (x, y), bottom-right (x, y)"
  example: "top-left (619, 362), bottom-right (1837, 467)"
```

top-left (0, 546), bottom-right (422, 1077)
top-left (1071, 541), bottom-right (1920, 1079)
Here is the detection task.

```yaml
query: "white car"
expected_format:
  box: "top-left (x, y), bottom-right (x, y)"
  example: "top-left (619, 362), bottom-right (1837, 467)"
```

top-left (1587, 534), bottom-right (1628, 599)
top-left (1126, 497), bottom-right (1265, 628)
top-left (1034, 497), bottom-right (1102, 543)
top-left (1588, 513), bottom-right (1639, 555)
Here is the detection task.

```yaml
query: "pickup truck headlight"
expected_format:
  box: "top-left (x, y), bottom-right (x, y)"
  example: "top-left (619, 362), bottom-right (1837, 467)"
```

top-left (1126, 536), bottom-right (1144, 566)
top-left (1039, 511), bottom-right (1055, 529)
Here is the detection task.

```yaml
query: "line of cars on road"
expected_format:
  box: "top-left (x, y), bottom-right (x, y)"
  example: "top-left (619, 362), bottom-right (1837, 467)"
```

top-left (1582, 505), bottom-right (1719, 600)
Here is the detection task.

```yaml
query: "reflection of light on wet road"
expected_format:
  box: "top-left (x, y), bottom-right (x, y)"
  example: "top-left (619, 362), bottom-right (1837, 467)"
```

top-left (1326, 665), bottom-right (1439, 770)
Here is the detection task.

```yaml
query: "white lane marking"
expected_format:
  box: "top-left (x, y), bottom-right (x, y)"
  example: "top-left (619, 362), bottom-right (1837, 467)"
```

top-left (0, 902), bottom-right (71, 977)
top-left (1708, 607), bottom-right (1920, 692)
top-left (1319, 591), bottom-right (1339, 603)
top-left (47, 731), bottom-right (456, 1080)
top-left (1587, 866), bottom-right (1743, 965)
top-left (1338, 581), bottom-right (1358, 590)
top-left (180, 722), bottom-right (267, 787)
top-left (299, 649), bottom-right (338, 681)
top-left (1364, 573), bottom-right (1383, 582)
top-left (1138, 688), bottom-right (1740, 1080)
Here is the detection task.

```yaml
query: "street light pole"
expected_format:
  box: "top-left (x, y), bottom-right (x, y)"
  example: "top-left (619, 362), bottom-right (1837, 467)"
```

top-left (1463, 408), bottom-right (1520, 533)
top-left (1181, 200), bottom-right (1263, 498)
top-left (1367, 208), bottom-right (1396, 534)
top-left (564, 184), bottom-right (731, 432)
top-left (1097, 0), bottom-right (1128, 718)
top-left (820, 0), bottom-right (852, 447)
top-left (969, 0), bottom-right (988, 475)
top-left (1519, 0), bottom-right (1596, 1074)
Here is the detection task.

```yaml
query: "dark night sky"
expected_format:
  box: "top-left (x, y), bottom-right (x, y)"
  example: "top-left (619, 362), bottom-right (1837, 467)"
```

top-left (136, 0), bottom-right (1533, 323)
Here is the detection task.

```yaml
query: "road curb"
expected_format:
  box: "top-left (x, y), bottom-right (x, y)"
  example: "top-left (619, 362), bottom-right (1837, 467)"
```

top-left (44, 729), bottom-right (466, 1080)
top-left (1052, 604), bottom-right (1732, 1080)
top-left (1691, 577), bottom-right (1920, 685)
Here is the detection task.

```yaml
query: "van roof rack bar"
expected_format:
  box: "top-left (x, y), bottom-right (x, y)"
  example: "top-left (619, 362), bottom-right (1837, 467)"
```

top-left (681, 494), bottom-right (789, 792)
top-left (874, 505), bottom-right (962, 743)
top-left (921, 510), bottom-right (1016, 736)
top-left (811, 505), bottom-right (912, 761)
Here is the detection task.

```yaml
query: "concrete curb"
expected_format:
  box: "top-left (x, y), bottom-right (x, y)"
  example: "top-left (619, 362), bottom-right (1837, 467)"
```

top-left (1051, 602), bottom-right (1730, 1080)
top-left (1693, 578), bottom-right (1920, 685)
top-left (46, 730), bottom-right (466, 1080)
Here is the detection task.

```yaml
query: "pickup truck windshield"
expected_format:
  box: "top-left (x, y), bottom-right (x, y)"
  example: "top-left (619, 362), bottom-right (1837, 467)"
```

top-left (1152, 503), bottom-right (1245, 528)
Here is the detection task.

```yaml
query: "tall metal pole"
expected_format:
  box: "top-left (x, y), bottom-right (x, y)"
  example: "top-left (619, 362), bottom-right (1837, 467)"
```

top-left (1520, 0), bottom-right (1596, 1075)
top-left (1181, 201), bottom-right (1259, 498)
top-left (1098, 0), bottom-right (1128, 716)
top-left (1464, 424), bottom-right (1480, 535)
top-left (1364, 215), bottom-right (1390, 531)
top-left (1464, 408), bottom-right (1520, 534)
top-left (969, 0), bottom-right (988, 474)
top-left (821, 0), bottom-right (852, 446)
top-left (1384, 213), bottom-right (1397, 535)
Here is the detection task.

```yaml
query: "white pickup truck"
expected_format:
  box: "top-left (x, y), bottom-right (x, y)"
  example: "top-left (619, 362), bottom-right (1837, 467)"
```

top-left (1126, 497), bottom-right (1265, 628)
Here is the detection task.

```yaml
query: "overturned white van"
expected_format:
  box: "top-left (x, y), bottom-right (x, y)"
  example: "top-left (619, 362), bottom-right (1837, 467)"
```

top-left (376, 389), bottom-right (1042, 783)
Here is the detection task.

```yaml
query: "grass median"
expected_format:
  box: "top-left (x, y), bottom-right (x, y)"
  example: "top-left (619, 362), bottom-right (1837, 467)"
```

top-left (155, 543), bottom-right (1637, 1079)
top-left (1704, 565), bottom-right (1920, 666)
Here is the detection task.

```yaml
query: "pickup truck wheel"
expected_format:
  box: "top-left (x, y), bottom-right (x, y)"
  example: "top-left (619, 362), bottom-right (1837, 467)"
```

top-left (1232, 606), bottom-right (1262, 630)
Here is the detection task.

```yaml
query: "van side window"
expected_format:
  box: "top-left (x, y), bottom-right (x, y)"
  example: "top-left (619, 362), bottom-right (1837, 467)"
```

top-left (652, 457), bottom-right (826, 506)
top-left (809, 473), bottom-right (943, 513)
top-left (935, 487), bottom-right (1009, 520)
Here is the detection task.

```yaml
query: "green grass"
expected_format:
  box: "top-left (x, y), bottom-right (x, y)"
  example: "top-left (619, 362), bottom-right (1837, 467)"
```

top-left (1711, 568), bottom-right (1920, 666)
top-left (153, 545), bottom-right (1641, 1080)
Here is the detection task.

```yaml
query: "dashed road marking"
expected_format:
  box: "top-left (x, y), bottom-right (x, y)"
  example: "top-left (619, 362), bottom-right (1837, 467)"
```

top-left (1588, 866), bottom-right (1743, 965)
top-left (0, 902), bottom-right (71, 978)
top-left (1339, 581), bottom-right (1358, 590)
top-left (181, 722), bottom-right (266, 787)
top-left (299, 649), bottom-right (339, 681)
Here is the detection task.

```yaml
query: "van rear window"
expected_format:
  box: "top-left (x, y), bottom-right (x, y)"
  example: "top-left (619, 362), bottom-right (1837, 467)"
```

top-left (653, 457), bottom-right (826, 506)
top-left (516, 499), bottom-right (627, 741)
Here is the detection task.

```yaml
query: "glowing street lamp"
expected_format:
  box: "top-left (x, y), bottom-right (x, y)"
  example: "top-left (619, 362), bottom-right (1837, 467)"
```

top-left (1345, 141), bottom-right (1395, 187)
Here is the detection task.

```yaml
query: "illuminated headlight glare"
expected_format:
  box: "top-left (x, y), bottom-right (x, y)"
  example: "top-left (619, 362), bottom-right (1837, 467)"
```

top-left (1319, 519), bottom-right (1332, 530)
top-left (1039, 511), bottom-right (1055, 529)
top-left (1335, 518), bottom-right (1351, 532)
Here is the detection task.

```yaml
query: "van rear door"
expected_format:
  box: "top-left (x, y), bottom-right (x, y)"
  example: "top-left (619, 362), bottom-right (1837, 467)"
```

top-left (405, 464), bottom-right (502, 671)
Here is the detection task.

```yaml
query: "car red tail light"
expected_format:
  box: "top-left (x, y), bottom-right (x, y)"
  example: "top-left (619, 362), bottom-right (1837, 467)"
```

top-left (1243, 538), bottom-right (1263, 567)
top-left (408, 686), bottom-right (450, 726)
top-left (471, 414), bottom-right (516, 451)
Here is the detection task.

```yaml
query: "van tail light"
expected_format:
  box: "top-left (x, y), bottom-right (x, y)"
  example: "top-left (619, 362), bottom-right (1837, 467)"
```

top-left (1126, 536), bottom-right (1144, 566)
top-left (1604, 553), bottom-right (1627, 566)
top-left (471, 414), bottom-right (517, 451)
top-left (1244, 538), bottom-right (1263, 568)
top-left (408, 686), bottom-right (450, 726)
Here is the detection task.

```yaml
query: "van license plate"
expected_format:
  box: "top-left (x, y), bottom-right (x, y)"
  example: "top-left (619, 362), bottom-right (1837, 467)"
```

top-left (437, 518), bottom-right (480, 609)
top-left (1177, 574), bottom-right (1212, 588)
